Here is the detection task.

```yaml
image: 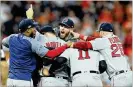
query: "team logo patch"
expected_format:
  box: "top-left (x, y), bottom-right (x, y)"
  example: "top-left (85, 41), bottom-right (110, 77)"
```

top-left (28, 25), bottom-right (31, 28)
top-left (62, 18), bottom-right (68, 23)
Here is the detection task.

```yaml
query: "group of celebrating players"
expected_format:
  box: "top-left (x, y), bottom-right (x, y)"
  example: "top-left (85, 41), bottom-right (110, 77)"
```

top-left (2, 4), bottom-right (132, 87)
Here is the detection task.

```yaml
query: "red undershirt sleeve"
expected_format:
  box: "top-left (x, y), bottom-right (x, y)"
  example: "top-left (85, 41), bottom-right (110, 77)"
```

top-left (45, 44), bottom-right (68, 59)
top-left (86, 36), bottom-right (96, 41)
top-left (73, 41), bottom-right (93, 50)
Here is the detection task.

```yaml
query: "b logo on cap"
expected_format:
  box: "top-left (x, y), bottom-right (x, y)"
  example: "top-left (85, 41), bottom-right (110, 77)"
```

top-left (28, 25), bottom-right (31, 28)
top-left (62, 18), bottom-right (68, 23)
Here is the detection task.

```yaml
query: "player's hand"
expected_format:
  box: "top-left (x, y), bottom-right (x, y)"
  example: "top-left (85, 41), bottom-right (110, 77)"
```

top-left (70, 30), bottom-right (80, 39)
top-left (66, 41), bottom-right (74, 47)
top-left (26, 4), bottom-right (33, 19)
top-left (42, 68), bottom-right (50, 76)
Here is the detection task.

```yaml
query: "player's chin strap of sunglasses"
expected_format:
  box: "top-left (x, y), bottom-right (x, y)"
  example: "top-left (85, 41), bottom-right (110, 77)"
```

top-left (72, 70), bottom-right (100, 77)
top-left (109, 70), bottom-right (128, 80)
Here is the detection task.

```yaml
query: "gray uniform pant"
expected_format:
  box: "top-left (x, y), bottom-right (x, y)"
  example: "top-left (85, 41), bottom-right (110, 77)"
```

top-left (7, 78), bottom-right (33, 87)
top-left (72, 72), bottom-right (103, 87)
top-left (38, 76), bottom-right (69, 87)
top-left (110, 70), bottom-right (132, 87)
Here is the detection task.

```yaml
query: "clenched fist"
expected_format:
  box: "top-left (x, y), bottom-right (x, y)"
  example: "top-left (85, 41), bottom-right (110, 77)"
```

top-left (26, 4), bottom-right (33, 19)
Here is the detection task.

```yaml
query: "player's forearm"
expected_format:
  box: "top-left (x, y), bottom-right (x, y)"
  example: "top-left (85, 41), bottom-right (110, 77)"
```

top-left (79, 34), bottom-right (87, 41)
top-left (45, 45), bottom-right (68, 59)
top-left (73, 41), bottom-right (92, 50)
top-left (79, 34), bottom-right (96, 41)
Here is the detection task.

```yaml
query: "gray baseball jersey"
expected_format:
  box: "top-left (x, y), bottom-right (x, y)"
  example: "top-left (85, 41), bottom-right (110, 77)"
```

top-left (59, 48), bottom-right (103, 76)
top-left (59, 48), bottom-right (103, 86)
top-left (2, 34), bottom-right (49, 87)
top-left (35, 31), bottom-right (68, 77)
top-left (90, 34), bottom-right (130, 77)
top-left (35, 31), bottom-right (66, 47)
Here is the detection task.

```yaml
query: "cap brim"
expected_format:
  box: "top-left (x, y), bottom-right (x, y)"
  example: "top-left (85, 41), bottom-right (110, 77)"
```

top-left (59, 23), bottom-right (70, 28)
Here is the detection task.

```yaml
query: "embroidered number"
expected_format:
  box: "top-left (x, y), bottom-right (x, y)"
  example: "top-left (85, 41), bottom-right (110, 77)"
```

top-left (111, 44), bottom-right (124, 57)
top-left (78, 49), bottom-right (90, 60)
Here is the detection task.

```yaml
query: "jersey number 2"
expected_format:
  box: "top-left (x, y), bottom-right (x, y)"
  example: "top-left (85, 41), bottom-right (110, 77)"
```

top-left (111, 44), bottom-right (124, 57)
top-left (78, 49), bottom-right (90, 60)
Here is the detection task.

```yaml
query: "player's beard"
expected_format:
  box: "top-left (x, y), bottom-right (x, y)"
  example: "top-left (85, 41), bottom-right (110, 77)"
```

top-left (29, 32), bottom-right (35, 38)
top-left (60, 31), bottom-right (70, 40)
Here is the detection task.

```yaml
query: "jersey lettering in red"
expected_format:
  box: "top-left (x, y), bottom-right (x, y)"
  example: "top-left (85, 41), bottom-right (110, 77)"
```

top-left (108, 37), bottom-right (120, 44)
top-left (108, 37), bottom-right (124, 57)
top-left (46, 42), bottom-right (62, 48)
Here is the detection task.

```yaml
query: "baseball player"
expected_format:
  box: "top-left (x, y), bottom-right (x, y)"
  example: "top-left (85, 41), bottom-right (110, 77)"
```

top-left (59, 48), bottom-right (104, 86)
top-left (35, 25), bottom-right (66, 48)
top-left (36, 25), bottom-right (70, 87)
top-left (54, 17), bottom-right (76, 42)
top-left (71, 22), bottom-right (132, 87)
top-left (25, 5), bottom-right (71, 86)
top-left (57, 18), bottom-right (107, 86)
top-left (2, 19), bottom-right (72, 87)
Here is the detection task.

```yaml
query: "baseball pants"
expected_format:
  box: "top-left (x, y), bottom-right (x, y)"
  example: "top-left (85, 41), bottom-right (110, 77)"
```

top-left (110, 70), bottom-right (132, 87)
top-left (38, 76), bottom-right (69, 87)
top-left (7, 78), bottom-right (33, 87)
top-left (72, 72), bottom-right (103, 87)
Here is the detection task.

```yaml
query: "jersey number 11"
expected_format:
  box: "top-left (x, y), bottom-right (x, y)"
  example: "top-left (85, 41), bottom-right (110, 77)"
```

top-left (78, 49), bottom-right (90, 60)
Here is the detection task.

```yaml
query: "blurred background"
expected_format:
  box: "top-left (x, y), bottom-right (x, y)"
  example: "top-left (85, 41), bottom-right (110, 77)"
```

top-left (0, 1), bottom-right (132, 87)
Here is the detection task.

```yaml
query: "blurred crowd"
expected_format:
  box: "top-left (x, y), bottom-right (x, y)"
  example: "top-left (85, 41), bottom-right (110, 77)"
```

top-left (0, 1), bottom-right (132, 66)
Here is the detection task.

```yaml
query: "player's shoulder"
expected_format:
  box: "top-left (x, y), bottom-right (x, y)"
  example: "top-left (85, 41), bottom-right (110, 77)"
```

top-left (35, 31), bottom-right (47, 41)
top-left (90, 37), bottom-right (110, 49)
top-left (10, 34), bottom-right (18, 37)
top-left (23, 35), bottom-right (40, 44)
top-left (92, 37), bottom-right (109, 43)
top-left (96, 37), bottom-right (108, 40)
top-left (8, 34), bottom-right (20, 40)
